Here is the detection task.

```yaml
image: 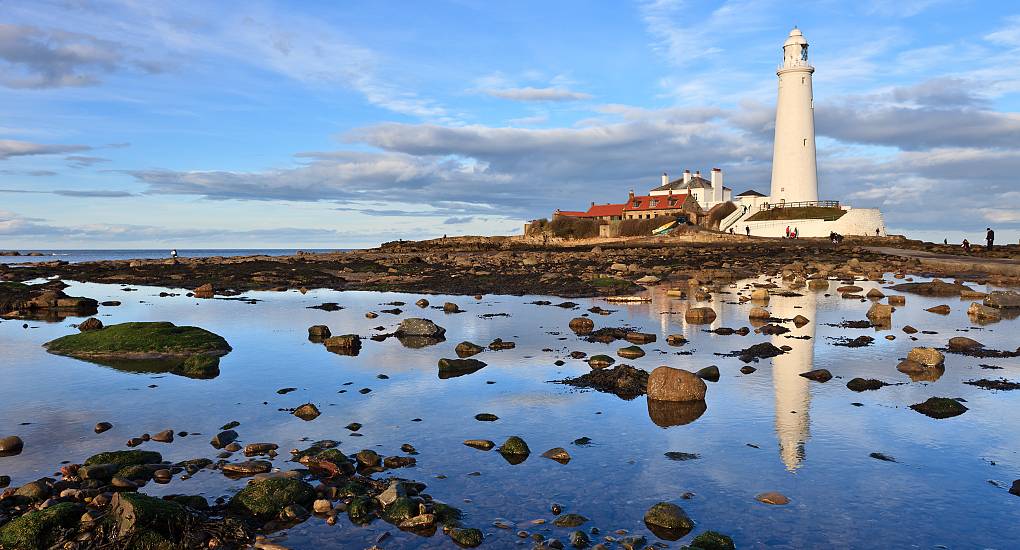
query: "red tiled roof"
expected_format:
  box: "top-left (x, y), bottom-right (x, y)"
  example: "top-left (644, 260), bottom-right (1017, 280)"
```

top-left (585, 203), bottom-right (626, 217)
top-left (555, 210), bottom-right (588, 217)
top-left (623, 194), bottom-right (689, 211)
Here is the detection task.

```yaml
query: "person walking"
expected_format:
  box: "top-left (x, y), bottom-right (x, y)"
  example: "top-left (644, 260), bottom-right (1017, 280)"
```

top-left (875, 228), bottom-right (880, 237)
top-left (170, 249), bottom-right (178, 258)
top-left (986, 227), bottom-right (995, 251)
top-left (745, 226), bottom-right (750, 236)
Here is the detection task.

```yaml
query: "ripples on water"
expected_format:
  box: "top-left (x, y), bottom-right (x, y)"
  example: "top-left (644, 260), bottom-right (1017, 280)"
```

top-left (2, 277), bottom-right (1018, 548)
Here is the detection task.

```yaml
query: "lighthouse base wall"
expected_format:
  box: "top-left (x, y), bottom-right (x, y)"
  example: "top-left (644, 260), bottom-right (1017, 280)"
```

top-left (744, 207), bottom-right (886, 238)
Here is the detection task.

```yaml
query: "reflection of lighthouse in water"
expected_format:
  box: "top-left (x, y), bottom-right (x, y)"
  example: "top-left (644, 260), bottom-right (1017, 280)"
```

top-left (769, 291), bottom-right (816, 471)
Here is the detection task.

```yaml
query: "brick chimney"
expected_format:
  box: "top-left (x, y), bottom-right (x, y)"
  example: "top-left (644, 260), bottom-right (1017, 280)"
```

top-left (628, 189), bottom-right (635, 201)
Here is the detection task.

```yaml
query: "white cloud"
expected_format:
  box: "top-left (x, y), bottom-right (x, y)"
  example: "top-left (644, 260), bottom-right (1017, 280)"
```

top-left (0, 139), bottom-right (91, 160)
top-left (482, 86), bottom-right (592, 102)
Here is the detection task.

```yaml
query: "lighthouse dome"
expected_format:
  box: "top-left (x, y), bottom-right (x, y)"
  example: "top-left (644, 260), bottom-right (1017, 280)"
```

top-left (784, 28), bottom-right (808, 46)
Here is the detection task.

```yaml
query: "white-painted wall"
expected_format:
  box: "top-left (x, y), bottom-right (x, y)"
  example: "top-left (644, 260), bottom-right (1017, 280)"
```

top-left (770, 29), bottom-right (818, 204)
top-left (743, 207), bottom-right (887, 238)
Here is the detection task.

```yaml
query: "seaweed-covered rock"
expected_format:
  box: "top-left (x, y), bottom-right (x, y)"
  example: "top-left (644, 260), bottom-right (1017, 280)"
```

top-left (498, 436), bottom-right (530, 457)
top-left (617, 345), bottom-right (645, 359)
top-left (553, 513), bottom-right (588, 527)
top-left (109, 492), bottom-right (190, 538)
top-left (688, 530), bottom-right (736, 550)
top-left (643, 502), bottom-right (694, 541)
top-left (587, 354), bottom-right (615, 369)
top-left (347, 495), bottom-right (377, 524)
top-left (889, 279), bottom-right (972, 296)
top-left (559, 365), bottom-right (649, 398)
top-left (0, 502), bottom-right (82, 549)
top-left (45, 322), bottom-right (230, 360)
top-left (846, 378), bottom-right (889, 392)
top-left (84, 449), bottom-right (162, 468)
top-left (229, 477), bottom-right (316, 520)
top-left (910, 397), bottom-right (968, 419)
top-left (293, 403), bottom-right (321, 421)
top-left (448, 527), bottom-right (483, 547)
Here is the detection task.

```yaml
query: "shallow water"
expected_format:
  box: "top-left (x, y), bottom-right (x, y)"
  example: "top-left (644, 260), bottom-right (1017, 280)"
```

top-left (2, 277), bottom-right (1019, 549)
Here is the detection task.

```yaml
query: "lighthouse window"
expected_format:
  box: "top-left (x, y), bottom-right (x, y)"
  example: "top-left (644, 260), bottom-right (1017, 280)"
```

top-left (803, 138), bottom-right (807, 146)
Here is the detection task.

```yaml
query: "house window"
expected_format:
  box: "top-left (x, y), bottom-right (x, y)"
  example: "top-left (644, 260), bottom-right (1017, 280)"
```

top-left (649, 200), bottom-right (659, 207)
top-left (632, 201), bottom-right (640, 208)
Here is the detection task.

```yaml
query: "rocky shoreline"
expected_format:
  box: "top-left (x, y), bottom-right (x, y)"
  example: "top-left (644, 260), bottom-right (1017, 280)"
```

top-left (3, 235), bottom-right (1016, 300)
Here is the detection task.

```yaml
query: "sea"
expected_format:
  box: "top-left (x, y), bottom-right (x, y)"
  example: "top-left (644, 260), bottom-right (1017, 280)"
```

top-left (0, 249), bottom-right (346, 264)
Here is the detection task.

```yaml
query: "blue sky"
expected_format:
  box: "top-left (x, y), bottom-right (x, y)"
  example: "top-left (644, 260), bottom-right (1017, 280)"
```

top-left (2, 0), bottom-right (1019, 248)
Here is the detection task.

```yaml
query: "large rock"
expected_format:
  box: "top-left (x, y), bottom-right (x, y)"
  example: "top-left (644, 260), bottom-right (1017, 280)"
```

top-left (948, 337), bottom-right (984, 352)
top-left (647, 366), bottom-right (707, 402)
top-left (395, 318), bottom-right (446, 338)
top-left (888, 279), bottom-right (973, 296)
top-left (293, 403), bottom-right (321, 421)
top-left (438, 358), bottom-right (486, 379)
top-left (0, 435), bottom-right (23, 456)
top-left (45, 321), bottom-right (231, 359)
top-left (0, 502), bottom-right (82, 548)
top-left (109, 491), bottom-right (190, 539)
top-left (643, 502), bottom-right (694, 541)
top-left (910, 397), bottom-right (968, 419)
top-left (750, 288), bottom-right (770, 302)
top-left (984, 290), bottom-right (1020, 309)
top-left (78, 317), bottom-right (103, 332)
top-left (866, 303), bottom-right (893, 322)
top-left (967, 302), bottom-right (1001, 322)
top-left (229, 477), bottom-right (316, 520)
top-left (568, 317), bottom-right (594, 335)
top-left (685, 307), bottom-right (717, 324)
top-left (906, 347), bottom-right (944, 367)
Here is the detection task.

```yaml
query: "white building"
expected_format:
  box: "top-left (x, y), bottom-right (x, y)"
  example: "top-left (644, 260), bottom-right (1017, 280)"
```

top-left (649, 168), bottom-right (731, 210)
top-left (770, 28), bottom-right (819, 204)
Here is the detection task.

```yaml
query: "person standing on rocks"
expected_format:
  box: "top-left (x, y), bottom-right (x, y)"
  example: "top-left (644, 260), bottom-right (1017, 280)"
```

top-left (986, 227), bottom-right (995, 251)
top-left (745, 226), bottom-right (750, 236)
top-left (171, 249), bottom-right (178, 258)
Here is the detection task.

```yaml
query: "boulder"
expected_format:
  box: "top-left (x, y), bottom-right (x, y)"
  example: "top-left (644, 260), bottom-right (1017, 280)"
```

top-left (695, 365), bottom-right (720, 382)
top-left (0, 435), bottom-right (24, 456)
top-left (0, 502), bottom-right (82, 548)
top-left (866, 288), bottom-right (885, 299)
top-left (647, 366), bottom-right (707, 402)
top-left (323, 334), bottom-right (361, 353)
top-left (750, 288), bottom-right (770, 302)
top-left (799, 369), bottom-right (832, 382)
top-left (293, 403), bottom-right (321, 421)
top-left (792, 315), bottom-right (810, 327)
top-left (948, 337), bottom-right (984, 352)
top-left (307, 325), bottom-right (331, 339)
top-left (229, 477), bottom-right (316, 520)
top-left (78, 317), bottom-right (103, 332)
top-left (109, 491), bottom-right (190, 538)
top-left (395, 318), bottom-right (446, 338)
top-left (193, 283), bottom-right (214, 298)
top-left (906, 347), bottom-right (944, 367)
top-left (685, 307), bottom-right (717, 324)
top-left (846, 378), bottom-right (889, 392)
top-left (866, 303), bottom-right (894, 321)
top-left (455, 341), bottom-right (484, 358)
top-left (910, 397), bottom-right (968, 419)
top-left (438, 358), bottom-right (486, 378)
top-left (587, 354), bottom-right (615, 369)
top-left (617, 345), bottom-right (645, 359)
top-left (568, 317), bottom-right (594, 335)
top-left (749, 307), bottom-right (770, 320)
top-left (968, 302), bottom-right (1001, 321)
top-left (625, 331), bottom-right (656, 344)
top-left (755, 492), bottom-right (790, 505)
top-left (498, 436), bottom-right (530, 457)
top-left (926, 304), bottom-right (951, 315)
top-left (643, 502), bottom-right (694, 541)
top-left (888, 295), bottom-right (906, 306)
top-left (984, 290), bottom-right (1020, 309)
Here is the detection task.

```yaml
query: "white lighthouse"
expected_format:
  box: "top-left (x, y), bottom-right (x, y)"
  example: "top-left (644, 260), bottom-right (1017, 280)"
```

top-left (770, 28), bottom-right (818, 204)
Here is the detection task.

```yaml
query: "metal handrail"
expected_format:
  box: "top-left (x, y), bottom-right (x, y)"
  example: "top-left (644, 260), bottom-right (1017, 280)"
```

top-left (759, 200), bottom-right (840, 211)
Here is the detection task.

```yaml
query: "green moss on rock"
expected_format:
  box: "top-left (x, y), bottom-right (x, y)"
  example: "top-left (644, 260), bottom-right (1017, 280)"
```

top-left (347, 495), bottom-right (377, 524)
top-left (85, 450), bottom-right (162, 468)
top-left (688, 530), bottom-right (736, 550)
top-left (382, 496), bottom-right (418, 523)
top-left (433, 502), bottom-right (463, 528)
top-left (45, 322), bottom-right (231, 359)
top-left (448, 527), bottom-right (484, 547)
top-left (498, 435), bottom-right (530, 456)
top-left (228, 478), bottom-right (315, 520)
top-left (0, 502), bottom-right (82, 548)
top-left (175, 355), bottom-right (220, 378)
top-left (910, 397), bottom-right (969, 419)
